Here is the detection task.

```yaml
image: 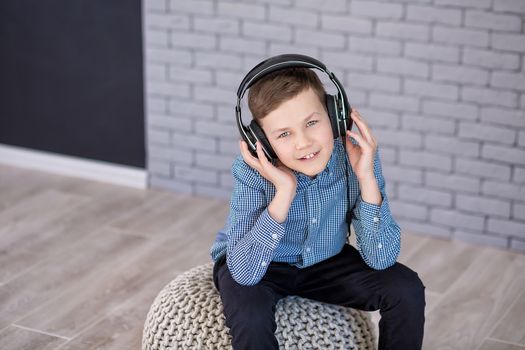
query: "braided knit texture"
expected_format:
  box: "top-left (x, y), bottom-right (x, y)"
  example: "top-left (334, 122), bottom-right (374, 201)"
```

top-left (142, 263), bottom-right (376, 350)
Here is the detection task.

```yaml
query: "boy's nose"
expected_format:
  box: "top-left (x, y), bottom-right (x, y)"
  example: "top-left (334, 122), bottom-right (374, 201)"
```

top-left (295, 133), bottom-right (313, 150)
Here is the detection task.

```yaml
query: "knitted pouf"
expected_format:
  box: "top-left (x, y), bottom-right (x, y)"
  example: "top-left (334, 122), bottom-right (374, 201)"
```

top-left (143, 263), bottom-right (376, 350)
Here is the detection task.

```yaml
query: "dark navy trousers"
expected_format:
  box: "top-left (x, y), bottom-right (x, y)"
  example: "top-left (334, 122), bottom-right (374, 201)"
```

top-left (213, 244), bottom-right (426, 350)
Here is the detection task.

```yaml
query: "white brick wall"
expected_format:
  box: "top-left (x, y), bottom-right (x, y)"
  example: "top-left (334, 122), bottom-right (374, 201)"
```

top-left (143, 0), bottom-right (525, 253)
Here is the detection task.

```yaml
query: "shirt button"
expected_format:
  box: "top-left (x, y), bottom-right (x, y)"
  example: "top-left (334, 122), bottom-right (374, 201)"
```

top-left (271, 233), bottom-right (278, 240)
top-left (311, 218), bottom-right (317, 224)
top-left (261, 261), bottom-right (267, 267)
top-left (378, 243), bottom-right (382, 249)
top-left (373, 216), bottom-right (379, 223)
top-left (306, 247), bottom-right (311, 252)
top-left (329, 172), bottom-right (333, 176)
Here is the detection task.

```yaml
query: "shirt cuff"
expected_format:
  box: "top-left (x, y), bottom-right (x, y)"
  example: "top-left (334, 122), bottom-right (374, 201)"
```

top-left (358, 193), bottom-right (393, 233)
top-left (251, 208), bottom-right (285, 250)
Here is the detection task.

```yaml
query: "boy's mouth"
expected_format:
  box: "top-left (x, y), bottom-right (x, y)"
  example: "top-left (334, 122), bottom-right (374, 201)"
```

top-left (299, 151), bottom-right (320, 161)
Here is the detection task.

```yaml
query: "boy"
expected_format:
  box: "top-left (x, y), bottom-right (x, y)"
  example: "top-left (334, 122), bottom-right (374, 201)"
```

top-left (210, 66), bottom-right (425, 349)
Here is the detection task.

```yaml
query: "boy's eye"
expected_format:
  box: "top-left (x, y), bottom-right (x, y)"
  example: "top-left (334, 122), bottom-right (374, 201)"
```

top-left (277, 131), bottom-right (290, 139)
top-left (307, 120), bottom-right (319, 127)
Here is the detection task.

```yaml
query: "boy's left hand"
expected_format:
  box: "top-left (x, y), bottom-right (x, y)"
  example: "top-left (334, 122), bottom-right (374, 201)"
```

top-left (345, 108), bottom-right (377, 181)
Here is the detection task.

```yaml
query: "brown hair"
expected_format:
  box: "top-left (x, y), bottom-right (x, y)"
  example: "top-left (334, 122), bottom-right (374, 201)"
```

top-left (247, 67), bottom-right (326, 120)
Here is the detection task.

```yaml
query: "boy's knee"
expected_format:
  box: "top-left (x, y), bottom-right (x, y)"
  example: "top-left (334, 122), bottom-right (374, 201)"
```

top-left (384, 264), bottom-right (426, 308)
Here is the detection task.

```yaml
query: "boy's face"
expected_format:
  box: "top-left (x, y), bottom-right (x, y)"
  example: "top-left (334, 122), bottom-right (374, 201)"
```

top-left (259, 87), bottom-right (334, 178)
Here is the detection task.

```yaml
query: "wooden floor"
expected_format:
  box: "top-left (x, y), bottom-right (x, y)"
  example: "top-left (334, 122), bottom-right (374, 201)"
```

top-left (0, 164), bottom-right (524, 350)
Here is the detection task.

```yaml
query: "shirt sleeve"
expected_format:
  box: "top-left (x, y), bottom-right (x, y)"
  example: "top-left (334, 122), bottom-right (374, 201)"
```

top-left (225, 157), bottom-right (286, 286)
top-left (351, 146), bottom-right (401, 270)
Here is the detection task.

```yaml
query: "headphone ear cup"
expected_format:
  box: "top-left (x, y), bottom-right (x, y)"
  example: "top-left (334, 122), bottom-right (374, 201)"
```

top-left (248, 120), bottom-right (277, 162)
top-left (325, 94), bottom-right (341, 139)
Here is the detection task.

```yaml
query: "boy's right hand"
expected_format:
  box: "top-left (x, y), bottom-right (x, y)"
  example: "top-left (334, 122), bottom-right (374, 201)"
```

top-left (240, 140), bottom-right (297, 196)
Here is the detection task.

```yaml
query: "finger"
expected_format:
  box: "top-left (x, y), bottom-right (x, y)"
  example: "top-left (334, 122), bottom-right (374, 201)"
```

top-left (347, 130), bottom-right (370, 151)
top-left (350, 111), bottom-right (375, 145)
top-left (240, 140), bottom-right (262, 170)
top-left (255, 141), bottom-right (273, 169)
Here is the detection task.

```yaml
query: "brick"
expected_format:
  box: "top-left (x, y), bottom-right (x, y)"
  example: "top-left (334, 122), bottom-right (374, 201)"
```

top-left (407, 5), bottom-right (461, 25)
top-left (269, 43), bottom-right (320, 59)
top-left (321, 15), bottom-right (372, 34)
top-left (398, 184), bottom-right (453, 207)
top-left (405, 42), bottom-right (460, 63)
top-left (146, 0), bottom-right (167, 12)
top-left (195, 183), bottom-right (232, 200)
top-left (369, 92), bottom-right (420, 112)
top-left (295, 0), bottom-right (347, 13)
top-left (462, 87), bottom-right (518, 108)
top-left (220, 172), bottom-right (234, 188)
top-left (146, 63), bottom-right (167, 80)
top-left (487, 218), bottom-right (525, 239)
top-left (383, 165), bottom-right (423, 185)
top-left (425, 171), bottom-right (480, 194)
top-left (217, 2), bottom-right (266, 20)
top-left (377, 57), bottom-right (429, 78)
top-left (514, 167), bottom-right (525, 184)
top-left (479, 107), bottom-right (525, 128)
top-left (194, 17), bottom-right (239, 34)
top-left (433, 26), bottom-right (489, 48)
top-left (482, 144), bottom-right (525, 166)
top-left (458, 122), bottom-right (516, 145)
top-left (169, 99), bottom-right (213, 119)
top-left (374, 129), bottom-right (423, 148)
top-left (321, 52), bottom-right (374, 71)
top-left (345, 72), bottom-right (401, 93)
top-left (455, 158), bottom-right (511, 181)
top-left (425, 135), bottom-right (480, 157)
top-left (144, 29), bottom-right (169, 47)
top-left (519, 130), bottom-right (525, 147)
top-left (296, 29), bottom-right (345, 49)
top-left (399, 150), bottom-right (452, 171)
top-left (390, 200), bottom-right (428, 220)
top-left (147, 96), bottom-right (168, 113)
top-left (377, 22), bottom-right (430, 41)
top-left (216, 105), bottom-right (241, 124)
top-left (456, 194), bottom-right (511, 217)
top-left (148, 114), bottom-right (192, 132)
top-left (243, 22), bottom-right (292, 42)
top-left (148, 159), bottom-right (171, 177)
top-left (491, 33), bottom-right (525, 53)
top-left (170, 31), bottom-right (216, 49)
top-left (220, 36), bottom-right (266, 55)
top-left (396, 219), bottom-right (452, 239)
top-left (149, 145), bottom-right (193, 164)
top-left (146, 81), bottom-right (190, 98)
top-left (432, 64), bottom-right (489, 86)
top-left (269, 6), bottom-right (318, 28)
top-left (145, 13), bottom-right (190, 30)
top-left (170, 0), bottom-right (214, 15)
top-left (453, 230), bottom-right (509, 249)
top-left (423, 100), bottom-right (478, 121)
top-left (195, 120), bottom-right (238, 138)
top-left (149, 176), bottom-right (193, 194)
top-left (219, 139), bottom-right (240, 156)
top-left (194, 86), bottom-right (236, 104)
top-left (462, 48), bottom-right (520, 70)
top-left (510, 238), bottom-right (525, 253)
top-left (402, 114), bottom-right (456, 135)
top-left (146, 48), bottom-right (192, 65)
top-left (405, 79), bottom-right (459, 100)
top-left (169, 66), bottom-right (213, 84)
top-left (194, 52), bottom-right (242, 70)
top-left (171, 132), bottom-right (217, 152)
top-left (467, 10), bottom-right (522, 31)
top-left (358, 108), bottom-right (400, 128)
top-left (350, 1), bottom-right (403, 19)
top-left (482, 180), bottom-right (525, 201)
top-left (434, 0), bottom-right (491, 9)
top-left (431, 208), bottom-right (485, 231)
top-left (174, 165), bottom-right (218, 185)
top-left (148, 128), bottom-right (170, 145)
top-left (348, 36), bottom-right (401, 55)
top-left (493, 0), bottom-right (525, 13)
top-left (196, 153), bottom-right (236, 171)
top-left (513, 203), bottom-right (525, 221)
top-left (491, 71), bottom-right (525, 91)
top-left (215, 70), bottom-right (244, 91)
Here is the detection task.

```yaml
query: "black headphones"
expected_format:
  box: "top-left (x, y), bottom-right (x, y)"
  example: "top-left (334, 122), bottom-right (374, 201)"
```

top-left (235, 53), bottom-right (353, 164)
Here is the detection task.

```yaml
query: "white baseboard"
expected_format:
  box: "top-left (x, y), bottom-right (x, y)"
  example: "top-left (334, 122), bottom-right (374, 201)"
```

top-left (0, 143), bottom-right (147, 189)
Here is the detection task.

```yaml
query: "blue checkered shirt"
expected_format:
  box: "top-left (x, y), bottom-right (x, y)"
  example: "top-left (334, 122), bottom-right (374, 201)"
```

top-left (210, 138), bottom-right (401, 286)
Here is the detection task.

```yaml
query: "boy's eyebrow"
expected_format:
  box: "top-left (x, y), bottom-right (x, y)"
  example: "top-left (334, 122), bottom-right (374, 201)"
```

top-left (270, 112), bottom-right (319, 135)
